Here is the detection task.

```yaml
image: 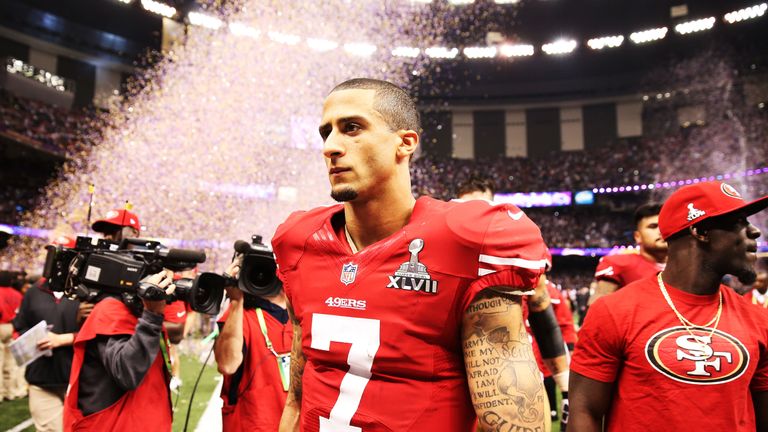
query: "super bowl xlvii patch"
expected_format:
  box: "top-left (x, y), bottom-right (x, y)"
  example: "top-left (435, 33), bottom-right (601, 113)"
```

top-left (386, 238), bottom-right (438, 294)
top-left (340, 262), bottom-right (358, 286)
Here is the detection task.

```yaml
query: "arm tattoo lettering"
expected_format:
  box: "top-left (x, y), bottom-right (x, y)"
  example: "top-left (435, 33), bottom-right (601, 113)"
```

top-left (464, 291), bottom-right (548, 430)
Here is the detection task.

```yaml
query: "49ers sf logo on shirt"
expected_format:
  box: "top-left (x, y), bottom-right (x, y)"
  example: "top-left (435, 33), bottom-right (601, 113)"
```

top-left (645, 326), bottom-right (749, 385)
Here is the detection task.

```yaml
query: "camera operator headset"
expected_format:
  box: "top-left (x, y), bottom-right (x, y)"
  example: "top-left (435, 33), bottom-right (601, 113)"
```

top-left (214, 236), bottom-right (292, 432)
top-left (63, 209), bottom-right (175, 432)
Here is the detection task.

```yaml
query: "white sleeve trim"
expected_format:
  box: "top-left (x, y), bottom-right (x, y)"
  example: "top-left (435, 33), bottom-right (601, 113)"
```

top-left (478, 254), bottom-right (549, 270)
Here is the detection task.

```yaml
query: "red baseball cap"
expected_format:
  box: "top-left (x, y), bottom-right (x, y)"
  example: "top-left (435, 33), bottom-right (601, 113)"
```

top-left (658, 181), bottom-right (768, 240)
top-left (92, 209), bottom-right (142, 234)
top-left (51, 235), bottom-right (76, 248)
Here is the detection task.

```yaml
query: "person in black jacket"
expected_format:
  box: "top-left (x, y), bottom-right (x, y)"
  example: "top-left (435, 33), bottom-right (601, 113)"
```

top-left (13, 276), bottom-right (85, 432)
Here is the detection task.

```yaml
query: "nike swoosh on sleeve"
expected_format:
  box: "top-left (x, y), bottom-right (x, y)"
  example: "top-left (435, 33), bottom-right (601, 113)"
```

top-left (176, 311), bottom-right (186, 318)
top-left (507, 210), bottom-right (524, 220)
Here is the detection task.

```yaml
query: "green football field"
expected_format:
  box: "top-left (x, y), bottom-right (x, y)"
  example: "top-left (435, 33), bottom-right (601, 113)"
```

top-left (0, 353), bottom-right (219, 432)
top-left (0, 352), bottom-right (565, 432)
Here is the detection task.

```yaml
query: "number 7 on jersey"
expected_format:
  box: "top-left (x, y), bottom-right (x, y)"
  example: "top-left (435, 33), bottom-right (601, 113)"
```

top-left (311, 313), bottom-right (381, 432)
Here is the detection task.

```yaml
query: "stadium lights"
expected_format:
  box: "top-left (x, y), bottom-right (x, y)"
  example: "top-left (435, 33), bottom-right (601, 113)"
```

top-left (228, 22), bottom-right (260, 39)
top-left (463, 46), bottom-right (497, 59)
top-left (114, 0), bottom-right (132, 4)
top-left (494, 0), bottom-right (520, 4)
top-left (140, 0), bottom-right (176, 18)
top-left (674, 17), bottom-right (715, 34)
top-left (592, 167), bottom-right (768, 195)
top-left (307, 38), bottom-right (338, 52)
top-left (188, 12), bottom-right (223, 30)
top-left (499, 44), bottom-right (534, 57)
top-left (724, 3), bottom-right (767, 24)
top-left (542, 39), bottom-right (577, 55)
top-left (425, 47), bottom-right (459, 59)
top-left (587, 35), bottom-right (624, 50)
top-left (391, 46), bottom-right (421, 58)
top-left (344, 43), bottom-right (377, 57)
top-left (267, 31), bottom-right (301, 45)
top-left (629, 27), bottom-right (668, 44)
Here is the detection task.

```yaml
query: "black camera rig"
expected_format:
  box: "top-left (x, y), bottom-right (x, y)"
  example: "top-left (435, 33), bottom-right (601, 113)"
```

top-left (43, 236), bottom-right (224, 315)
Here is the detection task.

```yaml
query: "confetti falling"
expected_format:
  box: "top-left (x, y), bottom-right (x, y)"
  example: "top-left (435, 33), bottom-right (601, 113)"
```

top-left (2, 0), bottom-right (512, 272)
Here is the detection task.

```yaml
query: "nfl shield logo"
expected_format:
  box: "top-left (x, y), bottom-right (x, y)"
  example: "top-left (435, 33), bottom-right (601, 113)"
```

top-left (340, 262), bottom-right (358, 286)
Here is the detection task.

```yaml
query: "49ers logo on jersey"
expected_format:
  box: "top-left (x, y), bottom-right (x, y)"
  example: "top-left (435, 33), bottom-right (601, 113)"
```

top-left (645, 326), bottom-right (749, 385)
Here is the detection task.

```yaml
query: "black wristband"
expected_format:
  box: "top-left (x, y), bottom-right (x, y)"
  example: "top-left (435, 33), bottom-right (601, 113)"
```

top-left (529, 305), bottom-right (566, 358)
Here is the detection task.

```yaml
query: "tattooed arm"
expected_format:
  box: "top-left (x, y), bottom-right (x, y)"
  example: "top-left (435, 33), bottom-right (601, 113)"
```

top-left (463, 289), bottom-right (550, 432)
top-left (278, 300), bottom-right (305, 432)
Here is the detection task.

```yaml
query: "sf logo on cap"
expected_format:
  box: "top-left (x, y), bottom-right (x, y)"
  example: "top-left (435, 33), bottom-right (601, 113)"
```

top-left (721, 183), bottom-right (742, 199)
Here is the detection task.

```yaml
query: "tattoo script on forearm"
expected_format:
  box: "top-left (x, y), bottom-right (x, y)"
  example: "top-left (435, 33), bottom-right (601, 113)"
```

top-left (463, 292), bottom-right (548, 432)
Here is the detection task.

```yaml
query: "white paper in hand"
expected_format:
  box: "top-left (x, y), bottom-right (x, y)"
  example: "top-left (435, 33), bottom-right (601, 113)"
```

top-left (9, 320), bottom-right (52, 367)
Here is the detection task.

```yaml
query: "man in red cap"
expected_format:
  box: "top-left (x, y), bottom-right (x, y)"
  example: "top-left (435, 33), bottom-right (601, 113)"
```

top-left (569, 181), bottom-right (768, 431)
top-left (91, 208), bottom-right (141, 242)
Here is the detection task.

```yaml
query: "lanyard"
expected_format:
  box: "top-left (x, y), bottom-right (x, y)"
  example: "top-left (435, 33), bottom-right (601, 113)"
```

top-left (159, 331), bottom-right (173, 376)
top-left (255, 308), bottom-right (290, 391)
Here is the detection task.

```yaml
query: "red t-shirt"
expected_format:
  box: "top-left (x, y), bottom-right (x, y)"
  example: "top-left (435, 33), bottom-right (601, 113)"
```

top-left (593, 252), bottom-right (665, 288)
top-left (272, 197), bottom-right (548, 431)
top-left (572, 276), bottom-right (768, 431)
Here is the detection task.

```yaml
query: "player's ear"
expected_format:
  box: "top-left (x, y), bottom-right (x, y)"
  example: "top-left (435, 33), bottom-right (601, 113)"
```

top-left (633, 230), bottom-right (641, 244)
top-left (396, 130), bottom-right (419, 161)
top-left (689, 225), bottom-right (709, 242)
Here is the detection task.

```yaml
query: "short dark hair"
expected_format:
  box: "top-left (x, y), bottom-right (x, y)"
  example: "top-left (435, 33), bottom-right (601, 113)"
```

top-left (331, 78), bottom-right (421, 132)
top-left (634, 203), bottom-right (662, 227)
top-left (457, 176), bottom-right (497, 198)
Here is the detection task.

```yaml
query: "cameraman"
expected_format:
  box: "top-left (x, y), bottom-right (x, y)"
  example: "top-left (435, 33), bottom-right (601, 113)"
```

top-left (91, 208), bottom-right (141, 242)
top-left (62, 269), bottom-right (176, 431)
top-left (214, 256), bottom-right (292, 431)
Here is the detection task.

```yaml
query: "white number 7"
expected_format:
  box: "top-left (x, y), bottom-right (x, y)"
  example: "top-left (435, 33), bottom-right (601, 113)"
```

top-left (311, 313), bottom-right (381, 432)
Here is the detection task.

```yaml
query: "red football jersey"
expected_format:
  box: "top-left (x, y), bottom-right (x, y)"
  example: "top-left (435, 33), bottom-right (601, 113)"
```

top-left (272, 196), bottom-right (548, 431)
top-left (572, 276), bottom-right (768, 431)
top-left (593, 252), bottom-right (665, 288)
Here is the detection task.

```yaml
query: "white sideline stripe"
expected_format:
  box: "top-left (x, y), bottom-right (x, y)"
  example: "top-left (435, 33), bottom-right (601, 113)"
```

top-left (478, 254), bottom-right (548, 269)
top-left (194, 378), bottom-right (223, 432)
top-left (6, 418), bottom-right (34, 432)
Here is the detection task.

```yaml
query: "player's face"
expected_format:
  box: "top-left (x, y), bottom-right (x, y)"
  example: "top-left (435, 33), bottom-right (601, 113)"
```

top-left (103, 226), bottom-right (139, 242)
top-left (458, 190), bottom-right (493, 201)
top-left (708, 212), bottom-right (761, 285)
top-left (634, 215), bottom-right (667, 253)
top-left (319, 89), bottom-right (402, 202)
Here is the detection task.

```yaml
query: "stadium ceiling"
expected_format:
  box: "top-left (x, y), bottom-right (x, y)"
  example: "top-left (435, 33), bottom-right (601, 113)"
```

top-left (4, 0), bottom-right (767, 101)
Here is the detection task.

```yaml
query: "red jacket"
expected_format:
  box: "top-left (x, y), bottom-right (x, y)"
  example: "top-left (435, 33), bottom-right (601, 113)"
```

top-left (63, 298), bottom-right (171, 431)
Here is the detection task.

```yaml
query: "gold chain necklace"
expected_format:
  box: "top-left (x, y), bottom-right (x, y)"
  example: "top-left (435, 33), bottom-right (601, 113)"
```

top-left (656, 273), bottom-right (723, 338)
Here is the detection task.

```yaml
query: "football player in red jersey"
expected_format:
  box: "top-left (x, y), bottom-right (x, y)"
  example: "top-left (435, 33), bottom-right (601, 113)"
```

top-left (274, 79), bottom-right (550, 432)
top-left (587, 203), bottom-right (667, 306)
top-left (570, 181), bottom-right (768, 431)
